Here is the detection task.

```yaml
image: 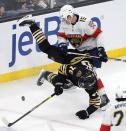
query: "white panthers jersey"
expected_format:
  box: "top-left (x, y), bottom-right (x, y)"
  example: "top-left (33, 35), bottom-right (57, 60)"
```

top-left (100, 101), bottom-right (126, 131)
top-left (58, 14), bottom-right (104, 51)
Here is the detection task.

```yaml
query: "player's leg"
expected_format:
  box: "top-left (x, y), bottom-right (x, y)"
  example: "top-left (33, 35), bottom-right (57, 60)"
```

top-left (97, 78), bottom-right (110, 108)
top-left (37, 69), bottom-right (64, 95)
top-left (37, 69), bottom-right (51, 86)
top-left (36, 67), bottom-right (74, 90)
top-left (18, 14), bottom-right (66, 64)
top-left (92, 67), bottom-right (110, 109)
top-left (18, 15), bottom-right (53, 54)
top-left (87, 48), bottom-right (110, 108)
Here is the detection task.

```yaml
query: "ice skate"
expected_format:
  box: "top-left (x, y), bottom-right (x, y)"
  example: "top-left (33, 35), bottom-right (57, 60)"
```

top-left (17, 14), bottom-right (35, 27)
top-left (37, 69), bottom-right (47, 86)
top-left (100, 94), bottom-right (110, 111)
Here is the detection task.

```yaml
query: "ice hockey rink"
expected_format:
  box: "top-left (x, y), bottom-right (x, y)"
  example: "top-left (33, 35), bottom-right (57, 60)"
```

top-left (0, 57), bottom-right (126, 131)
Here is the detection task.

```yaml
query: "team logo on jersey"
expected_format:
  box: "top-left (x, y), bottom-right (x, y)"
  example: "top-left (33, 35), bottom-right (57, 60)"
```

top-left (67, 34), bottom-right (82, 48)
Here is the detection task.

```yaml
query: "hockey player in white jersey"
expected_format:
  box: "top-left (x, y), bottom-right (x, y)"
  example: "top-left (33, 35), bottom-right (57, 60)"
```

top-left (58, 4), bottom-right (107, 67)
top-left (100, 86), bottom-right (126, 131)
top-left (57, 4), bottom-right (109, 108)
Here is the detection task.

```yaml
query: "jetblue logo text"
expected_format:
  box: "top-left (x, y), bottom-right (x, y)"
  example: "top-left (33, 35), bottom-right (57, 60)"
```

top-left (9, 16), bottom-right (101, 67)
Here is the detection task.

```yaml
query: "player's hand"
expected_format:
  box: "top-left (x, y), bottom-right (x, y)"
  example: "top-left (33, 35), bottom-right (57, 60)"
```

top-left (76, 110), bottom-right (89, 119)
top-left (54, 82), bottom-right (63, 95)
top-left (58, 43), bottom-right (68, 56)
top-left (98, 47), bottom-right (108, 62)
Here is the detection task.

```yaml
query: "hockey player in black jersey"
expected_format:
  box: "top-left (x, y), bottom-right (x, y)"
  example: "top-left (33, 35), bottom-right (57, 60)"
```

top-left (18, 14), bottom-right (109, 119)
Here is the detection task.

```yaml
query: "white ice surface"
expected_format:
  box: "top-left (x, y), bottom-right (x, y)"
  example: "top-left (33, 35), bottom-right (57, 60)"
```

top-left (0, 57), bottom-right (126, 131)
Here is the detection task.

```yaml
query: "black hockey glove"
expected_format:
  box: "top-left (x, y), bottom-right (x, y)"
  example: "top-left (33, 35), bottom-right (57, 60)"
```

top-left (54, 82), bottom-right (63, 95)
top-left (98, 47), bottom-right (108, 62)
top-left (76, 110), bottom-right (89, 120)
top-left (58, 43), bottom-right (68, 56)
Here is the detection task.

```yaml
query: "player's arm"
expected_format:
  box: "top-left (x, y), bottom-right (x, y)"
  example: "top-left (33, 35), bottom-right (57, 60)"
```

top-left (76, 91), bottom-right (101, 119)
top-left (58, 22), bottom-right (68, 54)
top-left (84, 19), bottom-right (102, 44)
top-left (58, 22), bottom-right (67, 44)
top-left (84, 19), bottom-right (108, 62)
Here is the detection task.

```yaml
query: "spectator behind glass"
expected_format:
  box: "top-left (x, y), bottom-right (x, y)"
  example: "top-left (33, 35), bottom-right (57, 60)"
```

top-left (2, 0), bottom-right (34, 13)
top-left (14, 0), bottom-right (34, 13)
top-left (0, 1), bottom-right (19, 18)
top-left (0, 2), bottom-right (5, 17)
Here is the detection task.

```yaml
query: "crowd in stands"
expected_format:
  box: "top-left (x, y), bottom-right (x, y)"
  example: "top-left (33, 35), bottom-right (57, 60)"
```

top-left (0, 0), bottom-right (86, 18)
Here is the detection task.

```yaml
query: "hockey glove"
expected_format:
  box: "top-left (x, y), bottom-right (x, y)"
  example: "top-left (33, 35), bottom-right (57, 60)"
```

top-left (98, 47), bottom-right (108, 62)
top-left (76, 110), bottom-right (89, 120)
top-left (54, 82), bottom-right (63, 95)
top-left (58, 43), bottom-right (68, 56)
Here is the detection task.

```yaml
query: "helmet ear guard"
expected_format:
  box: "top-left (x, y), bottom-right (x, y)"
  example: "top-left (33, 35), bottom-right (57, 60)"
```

top-left (59, 4), bottom-right (74, 21)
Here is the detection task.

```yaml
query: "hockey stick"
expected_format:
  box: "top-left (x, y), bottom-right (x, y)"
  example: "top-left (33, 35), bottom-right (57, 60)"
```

top-left (108, 57), bottom-right (126, 62)
top-left (2, 93), bottom-right (56, 127)
top-left (67, 52), bottom-right (126, 62)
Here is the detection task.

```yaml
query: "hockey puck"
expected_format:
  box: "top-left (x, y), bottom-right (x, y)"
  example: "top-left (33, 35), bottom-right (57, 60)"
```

top-left (21, 96), bottom-right (25, 101)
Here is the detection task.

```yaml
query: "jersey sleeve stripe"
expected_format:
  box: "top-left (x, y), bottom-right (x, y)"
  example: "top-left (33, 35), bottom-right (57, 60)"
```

top-left (82, 34), bottom-right (91, 43)
top-left (91, 27), bottom-right (102, 38)
top-left (59, 32), bottom-right (67, 40)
